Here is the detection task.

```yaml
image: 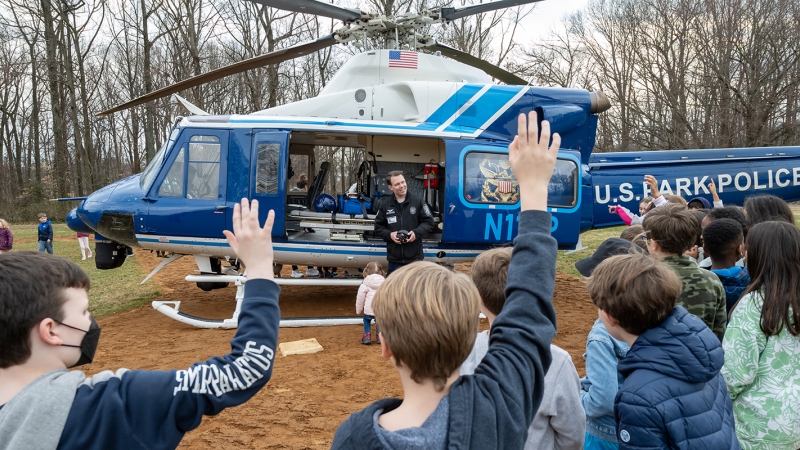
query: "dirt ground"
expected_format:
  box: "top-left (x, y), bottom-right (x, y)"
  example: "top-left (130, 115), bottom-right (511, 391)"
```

top-left (83, 250), bottom-right (597, 449)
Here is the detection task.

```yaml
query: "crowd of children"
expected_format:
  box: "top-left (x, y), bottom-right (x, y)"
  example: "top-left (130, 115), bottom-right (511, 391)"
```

top-left (2, 113), bottom-right (799, 450)
top-left (586, 178), bottom-right (800, 449)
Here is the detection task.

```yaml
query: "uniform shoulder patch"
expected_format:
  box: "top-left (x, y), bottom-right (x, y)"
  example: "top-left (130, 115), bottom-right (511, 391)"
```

top-left (422, 204), bottom-right (432, 217)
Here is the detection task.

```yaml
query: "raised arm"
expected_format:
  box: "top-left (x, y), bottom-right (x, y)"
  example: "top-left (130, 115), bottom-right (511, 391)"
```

top-left (473, 112), bottom-right (560, 425)
top-left (708, 180), bottom-right (723, 207)
top-left (644, 175), bottom-right (661, 200)
top-left (62, 199), bottom-right (283, 449)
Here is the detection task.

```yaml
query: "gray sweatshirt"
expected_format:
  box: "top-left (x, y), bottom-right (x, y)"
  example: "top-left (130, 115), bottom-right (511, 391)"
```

top-left (461, 332), bottom-right (585, 449)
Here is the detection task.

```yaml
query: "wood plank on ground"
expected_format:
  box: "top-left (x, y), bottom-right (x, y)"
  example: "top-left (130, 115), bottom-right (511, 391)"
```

top-left (278, 338), bottom-right (324, 356)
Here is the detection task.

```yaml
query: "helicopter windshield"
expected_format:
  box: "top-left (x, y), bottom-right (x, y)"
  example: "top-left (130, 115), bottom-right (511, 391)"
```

top-left (141, 128), bottom-right (179, 192)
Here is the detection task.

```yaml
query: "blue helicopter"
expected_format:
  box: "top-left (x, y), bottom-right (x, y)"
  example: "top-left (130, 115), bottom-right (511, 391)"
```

top-left (67, 0), bottom-right (800, 328)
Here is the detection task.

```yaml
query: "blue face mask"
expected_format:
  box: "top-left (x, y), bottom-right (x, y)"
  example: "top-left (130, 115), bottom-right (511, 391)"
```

top-left (56, 316), bottom-right (101, 367)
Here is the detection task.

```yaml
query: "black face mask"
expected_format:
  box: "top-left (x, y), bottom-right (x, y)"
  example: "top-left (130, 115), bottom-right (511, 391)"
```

top-left (56, 316), bottom-right (101, 367)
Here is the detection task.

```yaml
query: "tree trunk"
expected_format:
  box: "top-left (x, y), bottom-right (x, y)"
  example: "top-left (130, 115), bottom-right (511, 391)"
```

top-left (41, 0), bottom-right (71, 197)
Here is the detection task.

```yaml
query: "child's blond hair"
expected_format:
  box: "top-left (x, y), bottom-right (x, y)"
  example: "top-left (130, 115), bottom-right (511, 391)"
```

top-left (363, 261), bottom-right (384, 277)
top-left (662, 194), bottom-right (688, 206)
top-left (0, 218), bottom-right (8, 229)
top-left (372, 261), bottom-right (480, 391)
top-left (471, 247), bottom-right (512, 316)
top-left (37, 213), bottom-right (47, 219)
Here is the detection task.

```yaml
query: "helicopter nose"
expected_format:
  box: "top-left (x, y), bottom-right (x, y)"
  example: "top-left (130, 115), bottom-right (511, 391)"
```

top-left (66, 207), bottom-right (94, 234)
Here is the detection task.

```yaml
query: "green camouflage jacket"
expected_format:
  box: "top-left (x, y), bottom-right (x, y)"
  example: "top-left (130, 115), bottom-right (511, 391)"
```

top-left (662, 255), bottom-right (727, 340)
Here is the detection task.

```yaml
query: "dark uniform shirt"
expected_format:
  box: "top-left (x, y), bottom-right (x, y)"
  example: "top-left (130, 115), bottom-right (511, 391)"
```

top-left (373, 194), bottom-right (434, 264)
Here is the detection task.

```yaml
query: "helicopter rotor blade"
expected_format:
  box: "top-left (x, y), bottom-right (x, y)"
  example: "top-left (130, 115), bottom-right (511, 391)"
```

top-left (428, 41), bottom-right (527, 85)
top-left (246, 0), bottom-right (362, 22)
top-left (98, 34), bottom-right (338, 116)
top-left (438, 0), bottom-right (545, 21)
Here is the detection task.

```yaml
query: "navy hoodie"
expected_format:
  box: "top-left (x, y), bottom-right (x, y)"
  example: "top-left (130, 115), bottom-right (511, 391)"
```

top-left (38, 219), bottom-right (53, 242)
top-left (15, 278), bottom-right (279, 450)
top-left (614, 306), bottom-right (739, 449)
top-left (331, 209), bottom-right (558, 450)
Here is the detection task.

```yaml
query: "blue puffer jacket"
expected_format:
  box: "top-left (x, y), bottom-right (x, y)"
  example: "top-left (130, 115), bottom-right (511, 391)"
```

top-left (614, 307), bottom-right (740, 450)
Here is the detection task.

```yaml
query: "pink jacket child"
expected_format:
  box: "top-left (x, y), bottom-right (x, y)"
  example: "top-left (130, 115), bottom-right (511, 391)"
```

top-left (356, 272), bottom-right (385, 345)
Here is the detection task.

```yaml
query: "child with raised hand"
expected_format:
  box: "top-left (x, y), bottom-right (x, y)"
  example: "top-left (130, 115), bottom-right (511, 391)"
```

top-left (461, 247), bottom-right (585, 449)
top-left (587, 253), bottom-right (738, 449)
top-left (722, 221), bottom-right (800, 450)
top-left (356, 261), bottom-right (385, 345)
top-left (702, 219), bottom-right (749, 316)
top-left (0, 198), bottom-right (281, 450)
top-left (331, 112), bottom-right (560, 449)
top-left (609, 175), bottom-right (670, 226)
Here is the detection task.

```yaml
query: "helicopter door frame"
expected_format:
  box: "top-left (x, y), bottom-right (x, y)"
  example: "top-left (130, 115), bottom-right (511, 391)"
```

top-left (145, 128), bottom-right (230, 239)
top-left (250, 130), bottom-right (291, 237)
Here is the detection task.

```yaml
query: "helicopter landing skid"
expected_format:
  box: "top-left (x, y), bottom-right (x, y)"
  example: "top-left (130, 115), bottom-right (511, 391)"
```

top-left (152, 274), bottom-right (366, 328)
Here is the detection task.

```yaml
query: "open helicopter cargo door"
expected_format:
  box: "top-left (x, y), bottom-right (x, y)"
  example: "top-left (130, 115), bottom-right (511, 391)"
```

top-left (249, 131), bottom-right (290, 236)
top-left (441, 140), bottom-right (582, 249)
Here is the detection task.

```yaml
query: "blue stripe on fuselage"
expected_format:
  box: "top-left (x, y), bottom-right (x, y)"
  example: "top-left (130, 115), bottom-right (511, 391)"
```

top-left (445, 86), bottom-right (525, 133)
top-left (135, 237), bottom-right (484, 258)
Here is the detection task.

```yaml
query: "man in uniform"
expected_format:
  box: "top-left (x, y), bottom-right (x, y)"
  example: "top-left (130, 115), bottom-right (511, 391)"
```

top-left (374, 170), bottom-right (435, 275)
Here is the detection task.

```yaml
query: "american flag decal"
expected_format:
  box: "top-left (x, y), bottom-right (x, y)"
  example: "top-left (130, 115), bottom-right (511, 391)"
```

top-left (498, 180), bottom-right (513, 194)
top-left (388, 50), bottom-right (418, 69)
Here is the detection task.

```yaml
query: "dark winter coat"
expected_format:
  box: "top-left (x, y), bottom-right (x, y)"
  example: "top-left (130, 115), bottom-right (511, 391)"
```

top-left (38, 220), bottom-right (53, 242)
top-left (373, 194), bottom-right (434, 264)
top-left (614, 306), bottom-right (740, 450)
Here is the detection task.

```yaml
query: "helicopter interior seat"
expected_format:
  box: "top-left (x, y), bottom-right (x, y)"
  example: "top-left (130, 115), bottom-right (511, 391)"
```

top-left (285, 161), bottom-right (330, 232)
top-left (306, 161), bottom-right (330, 207)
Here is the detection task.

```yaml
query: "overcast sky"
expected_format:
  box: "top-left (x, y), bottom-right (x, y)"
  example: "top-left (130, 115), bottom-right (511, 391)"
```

top-left (518, 0), bottom-right (589, 40)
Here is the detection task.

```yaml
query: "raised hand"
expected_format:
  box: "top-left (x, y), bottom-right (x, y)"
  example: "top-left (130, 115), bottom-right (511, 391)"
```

top-left (644, 175), bottom-right (661, 198)
top-left (222, 198), bottom-right (275, 280)
top-left (508, 111), bottom-right (560, 212)
top-left (708, 179), bottom-right (720, 202)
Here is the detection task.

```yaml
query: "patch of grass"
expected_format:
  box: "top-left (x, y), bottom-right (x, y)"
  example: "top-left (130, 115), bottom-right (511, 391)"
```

top-left (556, 226), bottom-right (627, 277)
top-left (6, 224), bottom-right (159, 318)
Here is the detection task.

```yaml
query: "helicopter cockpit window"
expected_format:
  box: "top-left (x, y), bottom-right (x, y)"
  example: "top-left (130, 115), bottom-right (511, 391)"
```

top-left (255, 143), bottom-right (280, 194)
top-left (548, 159), bottom-right (579, 208)
top-left (158, 147), bottom-right (185, 197)
top-left (141, 127), bottom-right (179, 192)
top-left (463, 152), bottom-right (578, 208)
top-left (186, 137), bottom-right (220, 200)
